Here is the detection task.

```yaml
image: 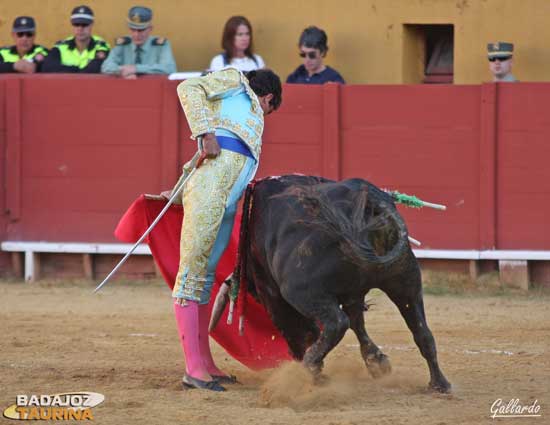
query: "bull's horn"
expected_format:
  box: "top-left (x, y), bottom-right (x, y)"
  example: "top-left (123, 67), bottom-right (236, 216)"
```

top-left (208, 283), bottom-right (230, 332)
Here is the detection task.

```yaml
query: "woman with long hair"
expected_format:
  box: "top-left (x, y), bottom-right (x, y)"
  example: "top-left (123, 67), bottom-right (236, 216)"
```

top-left (209, 16), bottom-right (265, 72)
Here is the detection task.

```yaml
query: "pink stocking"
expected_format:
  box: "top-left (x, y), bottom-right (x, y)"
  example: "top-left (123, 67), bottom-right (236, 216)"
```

top-left (173, 300), bottom-right (211, 381)
top-left (198, 304), bottom-right (227, 376)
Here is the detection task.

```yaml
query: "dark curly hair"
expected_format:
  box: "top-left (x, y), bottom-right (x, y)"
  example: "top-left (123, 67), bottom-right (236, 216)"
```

top-left (246, 69), bottom-right (283, 111)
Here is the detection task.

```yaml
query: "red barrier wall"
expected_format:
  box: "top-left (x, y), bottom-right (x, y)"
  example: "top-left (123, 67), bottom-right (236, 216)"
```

top-left (1, 76), bottom-right (550, 251)
top-left (0, 79), bottom-right (8, 270)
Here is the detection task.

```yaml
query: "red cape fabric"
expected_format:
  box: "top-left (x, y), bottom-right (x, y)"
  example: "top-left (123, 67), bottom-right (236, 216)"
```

top-left (114, 195), bottom-right (291, 370)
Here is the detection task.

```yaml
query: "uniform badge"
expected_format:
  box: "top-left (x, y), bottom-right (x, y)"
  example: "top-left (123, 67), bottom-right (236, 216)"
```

top-left (131, 13), bottom-right (142, 23)
top-left (116, 37), bottom-right (130, 45)
top-left (493, 42), bottom-right (500, 51)
top-left (154, 37), bottom-right (166, 45)
top-left (21, 18), bottom-right (27, 25)
top-left (79, 7), bottom-right (85, 13)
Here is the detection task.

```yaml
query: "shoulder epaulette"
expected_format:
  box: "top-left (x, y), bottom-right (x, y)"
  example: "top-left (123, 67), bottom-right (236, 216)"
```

top-left (152, 37), bottom-right (167, 46)
top-left (115, 36), bottom-right (131, 46)
top-left (35, 45), bottom-right (49, 53)
top-left (92, 36), bottom-right (108, 45)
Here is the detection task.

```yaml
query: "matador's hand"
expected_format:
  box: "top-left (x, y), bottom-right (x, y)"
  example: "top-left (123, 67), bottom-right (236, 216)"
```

top-left (201, 133), bottom-right (221, 158)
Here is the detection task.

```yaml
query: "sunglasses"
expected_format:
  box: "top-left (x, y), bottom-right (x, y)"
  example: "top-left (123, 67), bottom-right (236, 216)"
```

top-left (488, 56), bottom-right (511, 62)
top-left (130, 28), bottom-right (149, 33)
top-left (16, 32), bottom-right (35, 38)
top-left (299, 51), bottom-right (319, 59)
top-left (72, 23), bottom-right (90, 28)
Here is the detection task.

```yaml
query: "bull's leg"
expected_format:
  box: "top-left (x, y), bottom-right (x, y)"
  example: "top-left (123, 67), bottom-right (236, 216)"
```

top-left (287, 298), bottom-right (350, 379)
top-left (342, 301), bottom-right (391, 378)
top-left (385, 290), bottom-right (451, 393)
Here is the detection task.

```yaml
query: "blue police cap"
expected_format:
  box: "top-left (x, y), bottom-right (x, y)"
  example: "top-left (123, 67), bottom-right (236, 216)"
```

top-left (128, 6), bottom-right (153, 29)
top-left (13, 16), bottom-right (36, 33)
top-left (71, 5), bottom-right (94, 25)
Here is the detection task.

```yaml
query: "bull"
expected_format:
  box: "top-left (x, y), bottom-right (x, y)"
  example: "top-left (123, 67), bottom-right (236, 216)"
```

top-left (222, 174), bottom-right (451, 393)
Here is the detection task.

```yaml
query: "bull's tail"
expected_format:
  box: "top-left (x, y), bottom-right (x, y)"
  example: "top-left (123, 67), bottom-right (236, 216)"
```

top-left (230, 181), bottom-right (255, 334)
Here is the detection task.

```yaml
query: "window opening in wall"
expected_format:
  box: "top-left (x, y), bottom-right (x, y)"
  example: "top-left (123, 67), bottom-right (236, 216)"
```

top-left (403, 24), bottom-right (454, 84)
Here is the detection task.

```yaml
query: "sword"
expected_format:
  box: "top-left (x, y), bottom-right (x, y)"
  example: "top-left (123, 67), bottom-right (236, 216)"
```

top-left (93, 152), bottom-right (206, 294)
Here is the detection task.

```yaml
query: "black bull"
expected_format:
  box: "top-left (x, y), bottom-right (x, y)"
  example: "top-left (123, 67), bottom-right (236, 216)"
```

top-left (233, 175), bottom-right (451, 393)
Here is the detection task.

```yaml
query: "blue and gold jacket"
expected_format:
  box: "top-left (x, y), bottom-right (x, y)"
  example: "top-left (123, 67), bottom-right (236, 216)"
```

top-left (176, 68), bottom-right (264, 160)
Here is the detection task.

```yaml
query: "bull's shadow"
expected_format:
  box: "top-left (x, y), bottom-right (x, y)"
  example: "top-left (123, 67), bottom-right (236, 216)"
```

top-left (235, 174), bottom-right (451, 393)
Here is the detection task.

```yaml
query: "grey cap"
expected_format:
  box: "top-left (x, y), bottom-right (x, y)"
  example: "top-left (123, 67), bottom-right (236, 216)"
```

top-left (127, 6), bottom-right (153, 29)
top-left (13, 16), bottom-right (36, 33)
top-left (487, 42), bottom-right (514, 59)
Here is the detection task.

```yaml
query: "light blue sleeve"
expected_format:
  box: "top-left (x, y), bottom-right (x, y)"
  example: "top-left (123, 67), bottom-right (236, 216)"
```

top-left (135, 41), bottom-right (177, 75)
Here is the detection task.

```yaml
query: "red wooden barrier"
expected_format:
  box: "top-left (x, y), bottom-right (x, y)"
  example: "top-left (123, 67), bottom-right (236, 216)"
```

top-left (0, 76), bottom-right (549, 251)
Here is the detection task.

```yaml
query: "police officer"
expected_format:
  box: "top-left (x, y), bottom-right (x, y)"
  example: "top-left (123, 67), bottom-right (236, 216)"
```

top-left (0, 16), bottom-right (48, 73)
top-left (42, 5), bottom-right (109, 73)
top-left (101, 6), bottom-right (177, 78)
top-left (487, 42), bottom-right (518, 82)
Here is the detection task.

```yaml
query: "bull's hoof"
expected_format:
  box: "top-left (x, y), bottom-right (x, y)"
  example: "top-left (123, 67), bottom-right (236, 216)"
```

top-left (313, 373), bottom-right (330, 386)
top-left (429, 378), bottom-right (452, 394)
top-left (303, 357), bottom-right (324, 376)
top-left (365, 353), bottom-right (392, 379)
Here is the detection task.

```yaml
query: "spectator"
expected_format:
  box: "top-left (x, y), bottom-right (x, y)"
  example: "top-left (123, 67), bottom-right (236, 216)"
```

top-left (0, 17), bottom-right (48, 73)
top-left (101, 6), bottom-right (176, 78)
top-left (487, 42), bottom-right (517, 82)
top-left (42, 6), bottom-right (109, 73)
top-left (209, 16), bottom-right (265, 72)
top-left (286, 26), bottom-right (345, 85)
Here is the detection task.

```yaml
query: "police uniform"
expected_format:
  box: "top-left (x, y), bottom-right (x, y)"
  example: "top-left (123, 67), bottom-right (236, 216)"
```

top-left (42, 6), bottom-right (110, 73)
top-left (487, 41), bottom-right (518, 82)
top-left (101, 6), bottom-right (176, 75)
top-left (0, 17), bottom-right (48, 73)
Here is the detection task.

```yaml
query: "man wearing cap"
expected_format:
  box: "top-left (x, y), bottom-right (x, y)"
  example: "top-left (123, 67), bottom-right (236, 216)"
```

top-left (487, 42), bottom-right (518, 82)
top-left (42, 5), bottom-right (110, 73)
top-left (101, 6), bottom-right (176, 78)
top-left (0, 17), bottom-right (48, 73)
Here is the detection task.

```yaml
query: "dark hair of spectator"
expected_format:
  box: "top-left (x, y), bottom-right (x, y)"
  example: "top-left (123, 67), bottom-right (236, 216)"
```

top-left (246, 69), bottom-right (283, 111)
top-left (299, 26), bottom-right (329, 54)
top-left (222, 16), bottom-right (255, 61)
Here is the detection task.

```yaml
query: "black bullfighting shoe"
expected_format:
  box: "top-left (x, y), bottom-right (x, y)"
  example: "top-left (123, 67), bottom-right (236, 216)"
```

top-left (182, 374), bottom-right (226, 392)
top-left (211, 374), bottom-right (238, 385)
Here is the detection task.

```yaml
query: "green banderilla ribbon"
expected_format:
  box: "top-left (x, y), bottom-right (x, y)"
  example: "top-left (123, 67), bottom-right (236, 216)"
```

top-left (386, 190), bottom-right (447, 210)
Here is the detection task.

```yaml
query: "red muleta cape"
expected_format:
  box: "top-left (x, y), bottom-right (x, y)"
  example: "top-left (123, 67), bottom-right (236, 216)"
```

top-left (114, 195), bottom-right (292, 370)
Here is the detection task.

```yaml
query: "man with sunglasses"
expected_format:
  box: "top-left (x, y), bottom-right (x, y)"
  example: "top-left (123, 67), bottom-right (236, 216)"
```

top-left (487, 42), bottom-right (517, 82)
top-left (0, 16), bottom-right (48, 73)
top-left (286, 26), bottom-right (345, 85)
top-left (42, 6), bottom-right (109, 73)
top-left (101, 6), bottom-right (176, 79)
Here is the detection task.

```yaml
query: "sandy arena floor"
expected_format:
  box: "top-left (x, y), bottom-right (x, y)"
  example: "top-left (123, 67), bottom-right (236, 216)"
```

top-left (1, 279), bottom-right (548, 425)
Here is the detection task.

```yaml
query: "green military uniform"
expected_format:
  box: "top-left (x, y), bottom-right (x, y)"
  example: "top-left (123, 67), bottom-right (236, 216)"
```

top-left (101, 35), bottom-right (176, 75)
top-left (0, 44), bottom-right (48, 72)
top-left (42, 36), bottom-right (110, 73)
top-left (101, 6), bottom-right (176, 75)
